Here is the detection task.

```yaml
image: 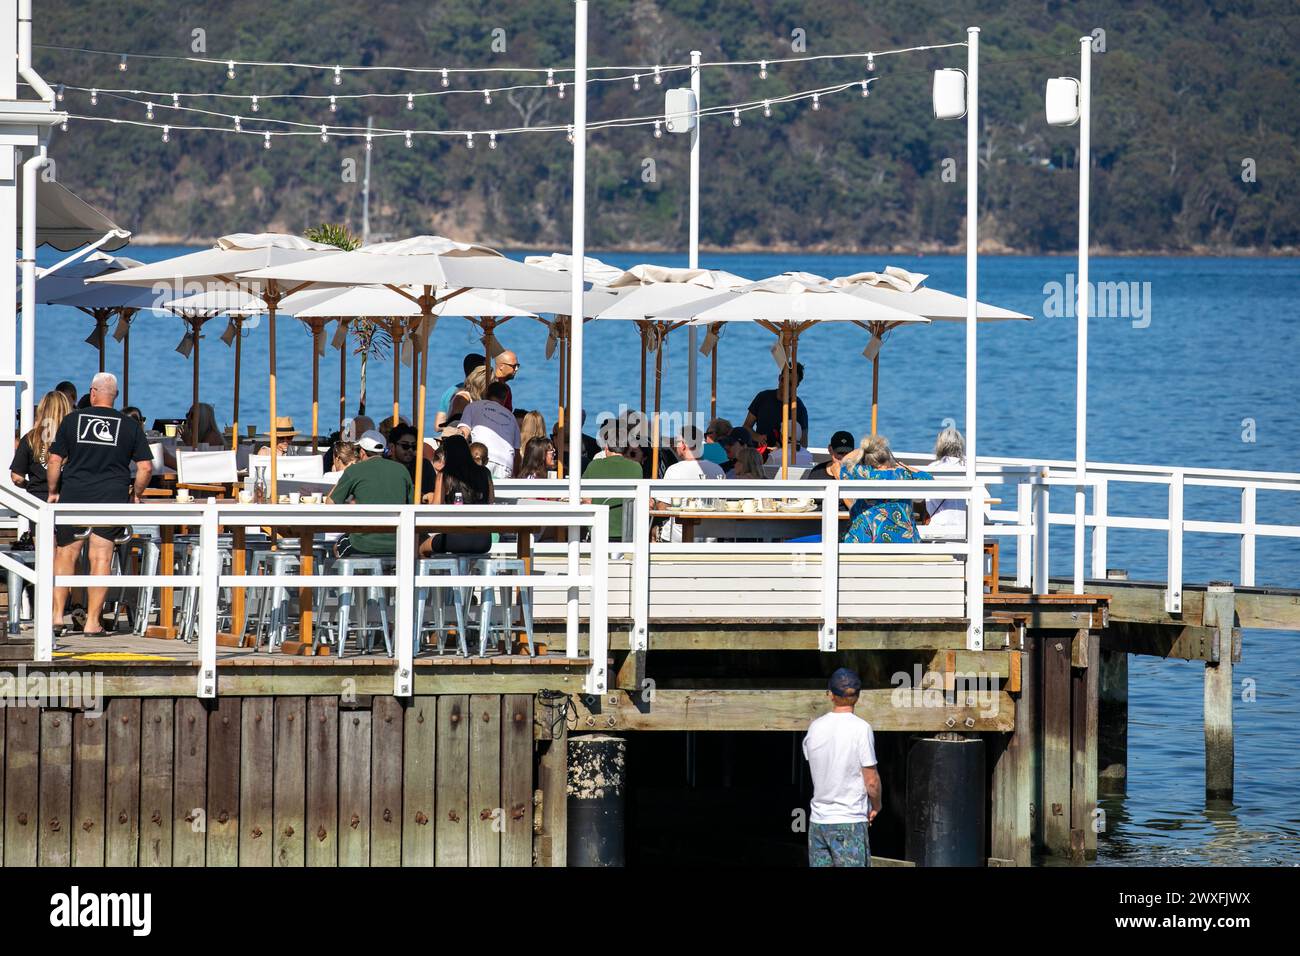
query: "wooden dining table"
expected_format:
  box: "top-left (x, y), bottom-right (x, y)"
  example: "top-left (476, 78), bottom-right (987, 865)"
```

top-left (648, 507), bottom-right (849, 543)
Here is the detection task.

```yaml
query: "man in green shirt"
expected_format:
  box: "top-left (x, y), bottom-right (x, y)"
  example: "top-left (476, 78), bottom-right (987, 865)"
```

top-left (330, 430), bottom-right (414, 556)
top-left (582, 429), bottom-right (644, 542)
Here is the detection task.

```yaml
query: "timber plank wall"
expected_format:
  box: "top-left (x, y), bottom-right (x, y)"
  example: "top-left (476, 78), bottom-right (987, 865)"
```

top-left (0, 694), bottom-right (536, 867)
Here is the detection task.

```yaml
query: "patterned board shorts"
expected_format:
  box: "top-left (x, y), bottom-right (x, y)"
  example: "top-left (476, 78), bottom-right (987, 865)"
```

top-left (809, 822), bottom-right (871, 867)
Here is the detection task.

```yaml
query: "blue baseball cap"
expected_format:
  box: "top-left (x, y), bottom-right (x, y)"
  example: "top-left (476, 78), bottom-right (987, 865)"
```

top-left (828, 668), bottom-right (862, 696)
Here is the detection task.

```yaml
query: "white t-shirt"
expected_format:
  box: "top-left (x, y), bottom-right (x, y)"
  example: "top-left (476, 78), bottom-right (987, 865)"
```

top-left (765, 447), bottom-right (814, 468)
top-left (923, 455), bottom-right (967, 534)
top-left (802, 711), bottom-right (877, 824)
top-left (659, 457), bottom-right (725, 541)
top-left (461, 400), bottom-right (520, 478)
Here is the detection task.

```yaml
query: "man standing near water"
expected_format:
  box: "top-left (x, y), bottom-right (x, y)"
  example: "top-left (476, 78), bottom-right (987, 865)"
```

top-left (45, 372), bottom-right (153, 636)
top-left (802, 668), bottom-right (881, 866)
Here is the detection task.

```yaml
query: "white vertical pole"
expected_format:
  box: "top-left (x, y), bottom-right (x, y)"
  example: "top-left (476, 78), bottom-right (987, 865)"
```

top-left (197, 507), bottom-right (218, 698)
top-left (686, 50), bottom-right (701, 423)
top-left (566, 0), bottom-right (588, 656)
top-left (1073, 36), bottom-right (1091, 595)
top-left (1032, 475), bottom-right (1050, 595)
top-left (587, 510), bottom-right (608, 694)
top-left (964, 27), bottom-right (983, 651)
top-left (1166, 472), bottom-right (1184, 614)
top-left (1239, 485), bottom-right (1256, 588)
top-left (820, 482), bottom-right (839, 652)
top-left (0, 1), bottom-right (19, 471)
top-left (631, 482), bottom-right (650, 652)
top-left (33, 502), bottom-right (53, 661)
top-left (1090, 476), bottom-right (1108, 579)
top-left (1015, 480), bottom-right (1032, 588)
top-left (393, 508), bottom-right (414, 696)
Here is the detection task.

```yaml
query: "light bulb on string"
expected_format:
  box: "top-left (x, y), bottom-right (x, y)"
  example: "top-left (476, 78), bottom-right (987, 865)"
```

top-left (405, 130), bottom-right (412, 148)
top-left (162, 125), bottom-right (170, 143)
top-left (60, 117), bottom-right (68, 131)
top-left (653, 120), bottom-right (662, 138)
top-left (145, 102), bottom-right (154, 120)
top-left (406, 93), bottom-right (414, 110)
top-left (653, 66), bottom-right (662, 85)
top-left (867, 52), bottom-right (875, 72)
top-left (172, 92), bottom-right (180, 108)
top-left (89, 88), bottom-right (97, 106)
top-left (762, 99), bottom-right (771, 118)
top-left (250, 95), bottom-right (259, 112)
top-left (329, 95), bottom-right (337, 112)
top-left (558, 82), bottom-right (566, 100)
top-left (861, 79), bottom-right (870, 97)
top-left (118, 54), bottom-right (128, 72)
top-left (332, 65), bottom-right (342, 85)
top-left (484, 89), bottom-right (492, 106)
top-left (811, 93), bottom-right (820, 111)
top-left (365, 132), bottom-right (372, 152)
top-left (55, 83), bottom-right (64, 102)
top-left (732, 108), bottom-right (740, 127)
top-left (759, 60), bottom-right (768, 79)
top-left (547, 68), bottom-right (555, 87)
top-left (320, 125), bottom-right (328, 143)
top-left (234, 115), bottom-right (242, 132)
top-left (489, 131), bottom-right (498, 150)
top-left (226, 60), bottom-right (236, 79)
top-left (633, 74), bottom-right (640, 91)
top-left (263, 132), bottom-right (271, 149)
top-left (441, 68), bottom-right (449, 87)
top-left (466, 132), bottom-right (474, 149)
top-left (566, 124), bottom-right (574, 144)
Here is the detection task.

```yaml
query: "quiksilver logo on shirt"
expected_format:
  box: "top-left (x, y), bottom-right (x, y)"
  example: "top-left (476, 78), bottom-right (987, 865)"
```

top-left (77, 415), bottom-right (120, 446)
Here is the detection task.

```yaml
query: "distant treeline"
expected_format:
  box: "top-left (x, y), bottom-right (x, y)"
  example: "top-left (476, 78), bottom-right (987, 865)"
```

top-left (35, 0), bottom-right (1300, 253)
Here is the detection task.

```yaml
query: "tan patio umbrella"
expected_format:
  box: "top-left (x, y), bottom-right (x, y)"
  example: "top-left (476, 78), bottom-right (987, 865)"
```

top-left (239, 236), bottom-right (568, 502)
top-left (90, 234), bottom-right (341, 495)
top-left (832, 267), bottom-right (1031, 434)
top-left (656, 274), bottom-right (926, 478)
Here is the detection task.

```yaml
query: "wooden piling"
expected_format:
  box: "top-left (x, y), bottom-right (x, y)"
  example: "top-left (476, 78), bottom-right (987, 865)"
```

top-left (239, 697), bottom-right (274, 867)
top-left (37, 710), bottom-right (72, 867)
top-left (338, 702), bottom-right (373, 867)
top-left (990, 639), bottom-right (1034, 866)
top-left (71, 710), bottom-right (106, 867)
top-left (306, 696), bottom-right (339, 866)
top-left (401, 696), bottom-right (435, 866)
top-left (206, 696), bottom-right (241, 867)
top-left (1041, 633), bottom-right (1072, 856)
top-left (172, 697), bottom-right (207, 866)
top-left (1070, 630), bottom-right (1099, 861)
top-left (535, 693), bottom-right (569, 867)
top-left (469, 694), bottom-right (502, 867)
top-left (105, 697), bottom-right (141, 867)
top-left (434, 695), bottom-right (470, 866)
top-left (501, 695), bottom-right (533, 867)
top-left (272, 696), bottom-right (305, 867)
top-left (139, 699), bottom-right (174, 866)
top-left (370, 695), bottom-right (405, 866)
top-left (1202, 585), bottom-right (1236, 800)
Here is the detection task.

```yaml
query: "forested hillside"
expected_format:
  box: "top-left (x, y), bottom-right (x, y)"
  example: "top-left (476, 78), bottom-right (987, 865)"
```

top-left (32, 0), bottom-right (1300, 253)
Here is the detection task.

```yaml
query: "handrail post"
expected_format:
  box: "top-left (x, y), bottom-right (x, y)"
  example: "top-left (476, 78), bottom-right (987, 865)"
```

top-left (1166, 472), bottom-right (1184, 613)
top-left (631, 483), bottom-right (650, 652)
top-left (1239, 485), bottom-right (1256, 588)
top-left (1090, 476), bottom-right (1108, 581)
top-left (820, 482), bottom-right (839, 652)
top-left (966, 479), bottom-right (984, 650)
top-left (1032, 470), bottom-right (1050, 595)
top-left (394, 508), bottom-right (414, 697)
top-left (197, 504), bottom-right (218, 698)
top-left (587, 509), bottom-right (608, 694)
top-left (34, 503), bottom-right (54, 662)
top-left (1015, 480), bottom-right (1032, 588)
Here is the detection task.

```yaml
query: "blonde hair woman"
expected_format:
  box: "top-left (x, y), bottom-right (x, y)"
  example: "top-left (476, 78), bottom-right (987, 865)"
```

top-left (839, 434), bottom-right (932, 543)
top-left (448, 365), bottom-right (489, 421)
top-left (728, 446), bottom-right (768, 481)
top-left (519, 410), bottom-right (547, 453)
top-left (10, 389), bottom-right (72, 502)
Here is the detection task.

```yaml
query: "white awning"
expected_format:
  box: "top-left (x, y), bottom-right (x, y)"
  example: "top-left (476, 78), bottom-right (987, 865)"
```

top-left (16, 176), bottom-right (130, 251)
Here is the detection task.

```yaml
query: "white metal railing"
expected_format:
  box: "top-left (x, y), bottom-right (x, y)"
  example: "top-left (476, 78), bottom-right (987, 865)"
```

top-left (0, 484), bottom-right (609, 698)
top-left (497, 476), bottom-right (986, 651)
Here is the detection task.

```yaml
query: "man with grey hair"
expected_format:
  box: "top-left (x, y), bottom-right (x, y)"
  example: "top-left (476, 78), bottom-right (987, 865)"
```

top-left (46, 372), bottom-right (153, 636)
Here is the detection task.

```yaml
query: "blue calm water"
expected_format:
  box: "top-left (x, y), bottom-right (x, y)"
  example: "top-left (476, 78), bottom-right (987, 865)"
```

top-left (29, 248), bottom-right (1300, 865)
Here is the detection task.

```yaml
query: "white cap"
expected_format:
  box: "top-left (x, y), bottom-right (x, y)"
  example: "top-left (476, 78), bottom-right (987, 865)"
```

top-left (358, 430), bottom-right (387, 454)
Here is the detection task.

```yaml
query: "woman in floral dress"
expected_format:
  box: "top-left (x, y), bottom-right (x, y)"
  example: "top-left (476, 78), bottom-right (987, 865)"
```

top-left (839, 435), bottom-right (932, 543)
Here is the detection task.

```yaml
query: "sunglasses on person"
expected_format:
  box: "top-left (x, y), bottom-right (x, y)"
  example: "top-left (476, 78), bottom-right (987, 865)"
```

top-left (396, 441), bottom-right (417, 450)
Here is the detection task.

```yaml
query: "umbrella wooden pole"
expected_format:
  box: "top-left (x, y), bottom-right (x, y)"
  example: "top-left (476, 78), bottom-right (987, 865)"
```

top-left (710, 323), bottom-right (718, 421)
top-left (122, 315), bottom-right (130, 409)
top-left (268, 292), bottom-right (280, 502)
top-left (391, 320), bottom-right (403, 428)
top-left (311, 319), bottom-right (322, 454)
top-left (639, 324), bottom-right (647, 416)
top-left (651, 327), bottom-right (664, 478)
top-left (555, 318), bottom-right (566, 480)
top-left (413, 310), bottom-right (432, 505)
top-left (190, 318), bottom-right (202, 446)
top-left (780, 327), bottom-right (791, 481)
top-left (871, 352), bottom-right (880, 436)
top-left (790, 333), bottom-right (801, 478)
top-left (96, 311), bottom-right (108, 372)
top-left (338, 320), bottom-right (347, 432)
top-left (411, 318), bottom-right (421, 425)
top-left (231, 318), bottom-right (242, 450)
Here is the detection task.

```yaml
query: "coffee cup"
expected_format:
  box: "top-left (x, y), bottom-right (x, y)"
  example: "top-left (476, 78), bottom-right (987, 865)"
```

top-left (237, 490), bottom-right (253, 504)
top-left (288, 492), bottom-right (301, 505)
top-left (175, 489), bottom-right (192, 503)
top-left (164, 423), bottom-right (178, 438)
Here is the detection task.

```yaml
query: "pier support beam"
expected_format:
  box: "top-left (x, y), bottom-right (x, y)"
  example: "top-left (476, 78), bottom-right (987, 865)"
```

top-left (1070, 630), bottom-right (1099, 861)
top-left (566, 733), bottom-right (626, 867)
top-left (534, 694), bottom-right (569, 867)
top-left (1097, 647), bottom-right (1127, 795)
top-left (1040, 633), bottom-right (1072, 856)
top-left (990, 642), bottom-right (1034, 865)
top-left (1202, 585), bottom-right (1236, 801)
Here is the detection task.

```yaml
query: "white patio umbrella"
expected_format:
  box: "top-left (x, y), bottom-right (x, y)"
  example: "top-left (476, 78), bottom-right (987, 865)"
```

top-left (656, 273), bottom-right (928, 477)
top-left (832, 267), bottom-right (1031, 434)
top-left (162, 289), bottom-right (270, 447)
top-left (289, 285), bottom-right (535, 445)
top-left (599, 268), bottom-right (750, 475)
top-left (90, 234), bottom-right (341, 491)
top-left (238, 236), bottom-right (569, 501)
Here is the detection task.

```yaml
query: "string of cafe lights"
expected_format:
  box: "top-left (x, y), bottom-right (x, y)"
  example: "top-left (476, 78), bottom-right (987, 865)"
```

top-left (62, 74), bottom-right (885, 149)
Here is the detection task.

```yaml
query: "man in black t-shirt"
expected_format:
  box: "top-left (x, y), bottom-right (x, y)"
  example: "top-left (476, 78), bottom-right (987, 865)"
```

top-left (46, 372), bottom-right (153, 635)
top-left (744, 362), bottom-right (809, 448)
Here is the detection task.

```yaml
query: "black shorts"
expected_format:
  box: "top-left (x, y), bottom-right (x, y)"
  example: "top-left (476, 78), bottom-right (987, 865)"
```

top-left (55, 525), bottom-right (128, 547)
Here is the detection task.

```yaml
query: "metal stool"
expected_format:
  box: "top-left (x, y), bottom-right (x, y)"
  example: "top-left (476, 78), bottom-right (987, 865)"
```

top-left (414, 556), bottom-right (471, 657)
top-left (4, 548), bottom-right (36, 635)
top-left (327, 556), bottom-right (392, 658)
top-left (177, 536), bottom-right (236, 644)
top-left (470, 557), bottom-right (535, 657)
